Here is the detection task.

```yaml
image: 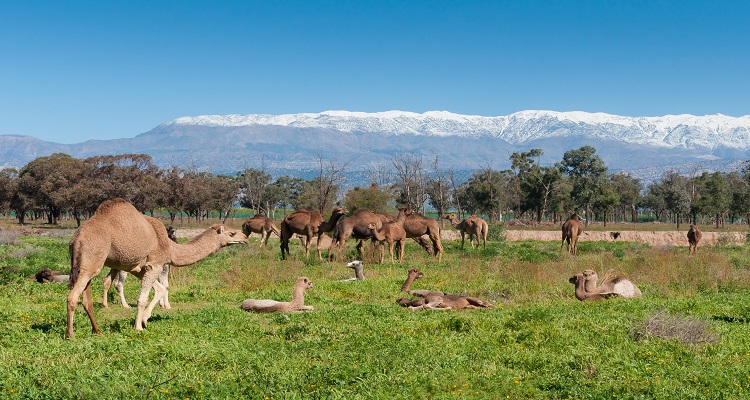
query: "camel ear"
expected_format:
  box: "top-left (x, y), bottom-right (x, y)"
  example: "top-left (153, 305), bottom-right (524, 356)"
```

top-left (217, 225), bottom-right (225, 234)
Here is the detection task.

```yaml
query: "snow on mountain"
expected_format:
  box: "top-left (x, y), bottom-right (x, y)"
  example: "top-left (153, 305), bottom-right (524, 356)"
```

top-left (168, 110), bottom-right (750, 150)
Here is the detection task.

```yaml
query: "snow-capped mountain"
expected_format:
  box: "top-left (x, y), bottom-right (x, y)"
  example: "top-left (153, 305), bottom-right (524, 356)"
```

top-left (3, 110), bottom-right (750, 184)
top-left (167, 110), bottom-right (750, 150)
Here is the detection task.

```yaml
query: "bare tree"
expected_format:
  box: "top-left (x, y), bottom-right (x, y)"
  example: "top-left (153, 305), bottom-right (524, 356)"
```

top-left (392, 153), bottom-right (427, 213)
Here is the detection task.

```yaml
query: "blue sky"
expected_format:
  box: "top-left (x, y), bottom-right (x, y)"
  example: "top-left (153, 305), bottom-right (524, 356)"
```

top-left (1, 0), bottom-right (748, 143)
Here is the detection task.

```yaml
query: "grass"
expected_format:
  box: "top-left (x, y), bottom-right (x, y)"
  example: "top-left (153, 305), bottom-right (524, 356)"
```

top-left (1, 228), bottom-right (750, 399)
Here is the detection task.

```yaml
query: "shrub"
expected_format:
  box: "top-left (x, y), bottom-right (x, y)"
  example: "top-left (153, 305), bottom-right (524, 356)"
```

top-left (631, 309), bottom-right (719, 346)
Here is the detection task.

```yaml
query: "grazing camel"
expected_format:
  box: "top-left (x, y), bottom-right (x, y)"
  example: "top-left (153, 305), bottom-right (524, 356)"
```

top-left (568, 273), bottom-right (618, 302)
top-left (33, 268), bottom-right (69, 283)
top-left (102, 225), bottom-right (179, 309)
top-left (240, 277), bottom-right (314, 313)
top-left (582, 269), bottom-right (641, 299)
top-left (328, 208), bottom-right (386, 261)
top-left (444, 214), bottom-right (489, 250)
top-left (366, 206), bottom-right (411, 264)
top-left (280, 207), bottom-right (347, 260)
top-left (561, 213), bottom-right (584, 256)
top-left (67, 198), bottom-right (247, 338)
top-left (342, 260), bottom-right (366, 281)
top-left (402, 211), bottom-right (444, 262)
top-left (397, 268), bottom-right (493, 310)
top-left (687, 224), bottom-right (702, 255)
top-left (242, 214), bottom-right (281, 247)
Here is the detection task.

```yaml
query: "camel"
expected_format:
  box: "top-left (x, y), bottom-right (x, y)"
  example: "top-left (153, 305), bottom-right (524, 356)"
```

top-left (397, 268), bottom-right (493, 311)
top-left (66, 199), bottom-right (247, 338)
top-left (342, 260), bottom-right (366, 281)
top-left (328, 208), bottom-right (386, 262)
top-left (240, 277), bottom-right (314, 313)
top-left (561, 213), bottom-right (584, 256)
top-left (242, 214), bottom-right (280, 247)
top-left (402, 211), bottom-right (444, 262)
top-left (295, 232), bottom-right (333, 250)
top-left (687, 224), bottom-right (702, 255)
top-left (280, 207), bottom-right (347, 260)
top-left (366, 207), bottom-right (411, 264)
top-left (444, 214), bottom-right (488, 250)
top-left (568, 273), bottom-right (618, 302)
top-left (582, 269), bottom-right (641, 299)
top-left (33, 268), bottom-right (69, 283)
top-left (102, 225), bottom-right (178, 309)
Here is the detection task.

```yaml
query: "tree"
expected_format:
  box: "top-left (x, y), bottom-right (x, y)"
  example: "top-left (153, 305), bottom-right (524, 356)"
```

top-left (16, 153), bottom-right (88, 224)
top-left (610, 172), bottom-right (642, 223)
top-left (392, 154), bottom-right (427, 212)
top-left (425, 156), bottom-right (450, 222)
top-left (462, 167), bottom-right (509, 221)
top-left (559, 146), bottom-right (608, 224)
top-left (341, 183), bottom-right (394, 214)
top-left (237, 168), bottom-right (272, 213)
top-left (661, 171), bottom-right (691, 228)
top-left (700, 172), bottom-right (731, 228)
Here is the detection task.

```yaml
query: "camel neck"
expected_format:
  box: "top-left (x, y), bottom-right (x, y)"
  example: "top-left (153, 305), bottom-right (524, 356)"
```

top-left (291, 285), bottom-right (307, 306)
top-left (401, 275), bottom-right (416, 292)
top-left (169, 231), bottom-right (223, 266)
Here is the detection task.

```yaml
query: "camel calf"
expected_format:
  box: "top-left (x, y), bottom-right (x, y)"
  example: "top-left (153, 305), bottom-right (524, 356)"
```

top-left (687, 224), bottom-right (702, 255)
top-left (242, 214), bottom-right (280, 247)
top-left (240, 277), bottom-right (314, 313)
top-left (568, 273), bottom-right (618, 302)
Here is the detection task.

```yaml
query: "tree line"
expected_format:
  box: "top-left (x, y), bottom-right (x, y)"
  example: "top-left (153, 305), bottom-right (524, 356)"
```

top-left (0, 148), bottom-right (748, 228)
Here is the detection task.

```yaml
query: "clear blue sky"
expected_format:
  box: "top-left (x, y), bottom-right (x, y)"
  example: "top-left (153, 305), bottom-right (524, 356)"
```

top-left (1, 0), bottom-right (748, 144)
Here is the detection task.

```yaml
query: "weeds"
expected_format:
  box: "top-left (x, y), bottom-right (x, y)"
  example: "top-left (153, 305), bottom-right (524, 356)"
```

top-left (631, 309), bottom-right (720, 345)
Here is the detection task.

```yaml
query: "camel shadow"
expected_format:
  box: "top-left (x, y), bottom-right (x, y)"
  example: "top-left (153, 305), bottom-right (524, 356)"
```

top-left (711, 315), bottom-right (750, 324)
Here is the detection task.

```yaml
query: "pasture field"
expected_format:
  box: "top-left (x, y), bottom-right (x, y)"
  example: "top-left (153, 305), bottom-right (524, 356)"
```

top-left (1, 226), bottom-right (750, 399)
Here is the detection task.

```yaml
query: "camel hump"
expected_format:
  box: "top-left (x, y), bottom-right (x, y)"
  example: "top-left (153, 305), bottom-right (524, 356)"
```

top-left (95, 198), bottom-right (132, 213)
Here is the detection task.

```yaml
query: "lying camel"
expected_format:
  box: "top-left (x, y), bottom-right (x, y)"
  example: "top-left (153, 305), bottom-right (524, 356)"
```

top-left (568, 273), bottom-right (618, 302)
top-left (582, 269), bottom-right (641, 298)
top-left (102, 225), bottom-right (178, 309)
top-left (240, 277), bottom-right (314, 313)
top-left (67, 199), bottom-right (247, 338)
top-left (687, 224), bottom-right (702, 255)
top-left (242, 214), bottom-right (281, 247)
top-left (33, 268), bottom-right (69, 283)
top-left (561, 213), bottom-right (584, 256)
top-left (397, 268), bottom-right (493, 311)
top-left (341, 260), bottom-right (366, 281)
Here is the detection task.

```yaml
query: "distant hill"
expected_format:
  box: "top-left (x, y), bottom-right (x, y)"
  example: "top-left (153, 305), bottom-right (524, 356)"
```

top-left (2, 110), bottom-right (749, 184)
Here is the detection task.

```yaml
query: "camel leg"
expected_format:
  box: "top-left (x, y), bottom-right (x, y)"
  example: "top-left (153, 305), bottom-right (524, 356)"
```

top-left (460, 232), bottom-right (465, 250)
top-left (132, 267), bottom-right (161, 331)
top-left (398, 239), bottom-right (405, 263)
top-left (388, 240), bottom-right (395, 264)
top-left (158, 265), bottom-right (171, 309)
top-left (143, 280), bottom-right (166, 324)
top-left (102, 269), bottom-right (114, 308)
top-left (113, 270), bottom-right (130, 308)
top-left (431, 234), bottom-right (443, 262)
top-left (81, 282), bottom-right (101, 334)
top-left (67, 264), bottom-right (104, 338)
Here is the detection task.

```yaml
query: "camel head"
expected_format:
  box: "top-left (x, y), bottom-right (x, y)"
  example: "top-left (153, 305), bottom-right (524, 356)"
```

top-left (407, 268), bottom-right (424, 280)
top-left (331, 207), bottom-right (348, 217)
top-left (568, 213), bottom-right (581, 221)
top-left (35, 268), bottom-right (58, 283)
top-left (209, 224), bottom-right (248, 245)
top-left (296, 276), bottom-right (314, 290)
top-left (568, 273), bottom-right (582, 285)
top-left (443, 214), bottom-right (457, 222)
top-left (346, 260), bottom-right (363, 270)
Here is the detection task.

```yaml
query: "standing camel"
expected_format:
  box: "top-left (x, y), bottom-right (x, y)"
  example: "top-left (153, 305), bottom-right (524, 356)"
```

top-left (444, 214), bottom-right (488, 250)
top-left (402, 211), bottom-right (444, 262)
top-left (279, 207), bottom-right (347, 260)
top-left (687, 224), bottom-right (702, 255)
top-left (366, 206), bottom-right (412, 264)
top-left (561, 213), bottom-right (584, 256)
top-left (241, 214), bottom-right (281, 247)
top-left (67, 198), bottom-right (247, 338)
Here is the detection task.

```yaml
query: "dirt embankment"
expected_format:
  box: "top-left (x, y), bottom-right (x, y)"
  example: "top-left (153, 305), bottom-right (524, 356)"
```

top-left (502, 230), bottom-right (746, 247)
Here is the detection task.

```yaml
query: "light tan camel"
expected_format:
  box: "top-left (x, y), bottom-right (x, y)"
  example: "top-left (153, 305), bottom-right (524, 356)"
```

top-left (402, 211), bottom-right (444, 262)
top-left (687, 224), bottom-right (702, 255)
top-left (328, 209), bottom-right (385, 261)
top-left (295, 232), bottom-right (333, 250)
top-left (568, 273), bottom-right (617, 302)
top-left (242, 214), bottom-right (281, 247)
top-left (366, 206), bottom-right (411, 264)
top-left (102, 225), bottom-right (179, 309)
top-left (444, 214), bottom-right (488, 250)
top-left (342, 260), bottom-right (366, 281)
top-left (582, 269), bottom-right (641, 298)
top-left (280, 207), bottom-right (347, 260)
top-left (66, 199), bottom-right (247, 338)
top-left (240, 277), bottom-right (314, 313)
top-left (561, 213), bottom-right (584, 256)
top-left (397, 268), bottom-right (493, 310)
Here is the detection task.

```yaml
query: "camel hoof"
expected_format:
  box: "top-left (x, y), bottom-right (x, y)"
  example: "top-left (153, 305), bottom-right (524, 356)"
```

top-left (123, 304), bottom-right (132, 309)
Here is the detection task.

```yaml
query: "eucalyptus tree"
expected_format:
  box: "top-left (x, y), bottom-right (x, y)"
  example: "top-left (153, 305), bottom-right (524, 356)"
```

top-left (16, 153), bottom-right (88, 224)
top-left (610, 172), bottom-right (643, 223)
top-left (558, 146), bottom-right (608, 224)
top-left (660, 171), bottom-right (691, 228)
top-left (237, 167), bottom-right (272, 214)
top-left (699, 172), bottom-right (732, 228)
top-left (462, 167), bottom-right (510, 221)
top-left (341, 183), bottom-right (394, 214)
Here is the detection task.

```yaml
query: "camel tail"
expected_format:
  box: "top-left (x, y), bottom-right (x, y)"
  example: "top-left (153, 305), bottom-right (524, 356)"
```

top-left (68, 239), bottom-right (81, 290)
top-left (271, 223), bottom-right (281, 237)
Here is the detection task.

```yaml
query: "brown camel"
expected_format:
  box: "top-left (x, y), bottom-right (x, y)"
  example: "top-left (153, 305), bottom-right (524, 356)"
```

top-left (561, 213), bottom-right (584, 256)
top-left (396, 268), bottom-right (493, 311)
top-left (242, 214), bottom-right (281, 247)
top-left (402, 211), bottom-right (444, 262)
top-left (66, 198), bottom-right (247, 338)
top-left (279, 207), bottom-right (347, 260)
top-left (581, 269), bottom-right (642, 299)
top-left (102, 225), bottom-right (179, 309)
top-left (328, 208), bottom-right (387, 262)
top-left (444, 214), bottom-right (488, 250)
top-left (33, 268), bottom-right (69, 283)
top-left (568, 273), bottom-right (617, 302)
top-left (366, 206), bottom-right (412, 264)
top-left (240, 277), bottom-right (314, 313)
top-left (687, 224), bottom-right (702, 255)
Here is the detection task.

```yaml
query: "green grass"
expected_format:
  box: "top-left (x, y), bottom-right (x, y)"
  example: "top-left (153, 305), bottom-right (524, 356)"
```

top-left (1, 233), bottom-right (750, 399)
